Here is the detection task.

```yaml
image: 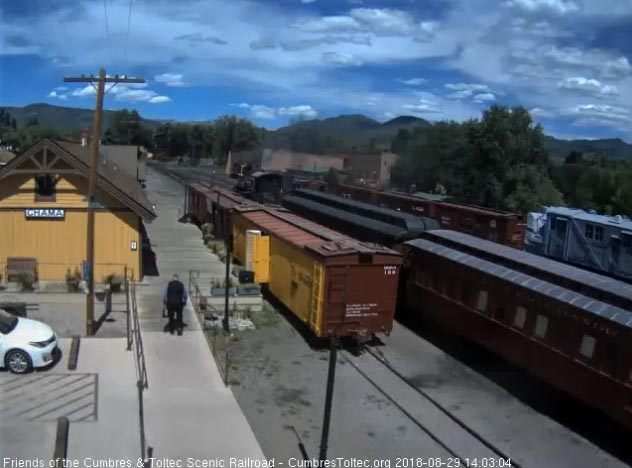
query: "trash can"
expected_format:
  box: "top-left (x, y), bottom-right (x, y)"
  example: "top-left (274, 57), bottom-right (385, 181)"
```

top-left (238, 270), bottom-right (255, 284)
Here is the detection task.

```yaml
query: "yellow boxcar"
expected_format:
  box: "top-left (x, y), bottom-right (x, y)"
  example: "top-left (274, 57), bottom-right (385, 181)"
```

top-left (231, 206), bottom-right (402, 340)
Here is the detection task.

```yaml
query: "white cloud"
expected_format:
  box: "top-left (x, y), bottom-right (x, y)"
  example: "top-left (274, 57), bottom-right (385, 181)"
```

top-left (301, 0), bottom-right (318, 3)
top-left (445, 83), bottom-right (489, 92)
top-left (402, 99), bottom-right (442, 114)
top-left (473, 92), bottom-right (496, 102)
top-left (236, 103), bottom-right (318, 120)
top-left (148, 96), bottom-right (172, 104)
top-left (278, 105), bottom-right (318, 119)
top-left (565, 104), bottom-right (630, 124)
top-left (154, 73), bottom-right (186, 87)
top-left (322, 51), bottom-right (363, 66)
top-left (530, 107), bottom-right (555, 118)
top-left (557, 77), bottom-right (618, 97)
top-left (399, 78), bottom-right (427, 85)
top-left (54, 86), bottom-right (68, 91)
top-left (47, 90), bottom-right (67, 100)
top-left (504, 0), bottom-right (580, 14)
top-left (71, 85), bottom-right (97, 97)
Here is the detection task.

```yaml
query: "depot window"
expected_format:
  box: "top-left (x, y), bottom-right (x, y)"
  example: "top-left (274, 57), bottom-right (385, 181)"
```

top-left (595, 226), bottom-right (604, 242)
top-left (623, 234), bottom-right (632, 254)
top-left (34, 174), bottom-right (57, 200)
top-left (580, 335), bottom-right (596, 359)
top-left (585, 224), bottom-right (594, 239)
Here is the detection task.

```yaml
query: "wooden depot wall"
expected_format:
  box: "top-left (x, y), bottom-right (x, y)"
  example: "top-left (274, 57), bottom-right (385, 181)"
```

top-left (0, 172), bottom-right (142, 281)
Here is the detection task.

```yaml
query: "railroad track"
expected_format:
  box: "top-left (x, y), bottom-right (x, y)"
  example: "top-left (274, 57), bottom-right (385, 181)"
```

top-left (341, 347), bottom-right (520, 468)
top-left (149, 162), bottom-right (236, 190)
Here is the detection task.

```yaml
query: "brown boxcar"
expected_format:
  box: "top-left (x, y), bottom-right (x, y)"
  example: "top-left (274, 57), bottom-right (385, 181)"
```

top-left (403, 237), bottom-right (632, 430)
top-left (232, 205), bottom-right (402, 340)
top-left (206, 186), bottom-right (253, 242)
top-left (186, 183), bottom-right (215, 226)
top-left (332, 184), bottom-right (525, 249)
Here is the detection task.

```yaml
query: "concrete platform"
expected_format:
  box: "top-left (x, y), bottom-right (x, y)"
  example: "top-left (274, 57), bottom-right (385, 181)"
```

top-left (137, 168), bottom-right (265, 460)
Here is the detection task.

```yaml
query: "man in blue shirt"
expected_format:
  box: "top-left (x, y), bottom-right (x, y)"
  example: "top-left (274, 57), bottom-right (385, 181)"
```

top-left (162, 274), bottom-right (188, 335)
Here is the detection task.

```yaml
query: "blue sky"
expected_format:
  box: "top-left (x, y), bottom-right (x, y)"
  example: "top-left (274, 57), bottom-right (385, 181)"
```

top-left (0, 0), bottom-right (631, 140)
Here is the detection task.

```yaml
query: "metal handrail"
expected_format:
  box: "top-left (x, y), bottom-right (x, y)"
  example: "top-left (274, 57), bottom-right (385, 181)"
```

top-left (130, 282), bottom-right (148, 389)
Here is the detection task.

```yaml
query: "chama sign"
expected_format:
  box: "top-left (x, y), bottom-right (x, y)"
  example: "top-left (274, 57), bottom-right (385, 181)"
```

top-left (24, 209), bottom-right (65, 219)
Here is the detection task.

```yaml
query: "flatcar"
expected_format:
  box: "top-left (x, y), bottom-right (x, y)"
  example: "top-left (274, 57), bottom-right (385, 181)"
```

top-left (231, 205), bottom-right (402, 340)
top-left (403, 238), bottom-right (632, 430)
top-left (282, 194), bottom-right (439, 249)
top-left (423, 230), bottom-right (632, 312)
top-left (331, 183), bottom-right (525, 249)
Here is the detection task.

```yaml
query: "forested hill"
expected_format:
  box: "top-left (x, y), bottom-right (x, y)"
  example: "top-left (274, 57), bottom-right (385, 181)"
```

top-left (2, 103), bottom-right (631, 160)
top-left (0, 103), bottom-right (165, 133)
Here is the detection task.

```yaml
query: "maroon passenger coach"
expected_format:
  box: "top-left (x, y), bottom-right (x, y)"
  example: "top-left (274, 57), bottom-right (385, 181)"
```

top-left (403, 237), bottom-right (632, 429)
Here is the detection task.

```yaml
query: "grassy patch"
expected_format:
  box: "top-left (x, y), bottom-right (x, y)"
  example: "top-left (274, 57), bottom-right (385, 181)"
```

top-left (246, 302), bottom-right (281, 328)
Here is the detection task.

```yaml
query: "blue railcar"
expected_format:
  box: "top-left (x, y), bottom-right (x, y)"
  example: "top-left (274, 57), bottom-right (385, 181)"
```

top-left (526, 206), bottom-right (632, 280)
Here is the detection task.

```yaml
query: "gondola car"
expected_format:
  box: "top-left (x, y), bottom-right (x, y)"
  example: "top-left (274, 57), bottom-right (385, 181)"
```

top-left (404, 237), bottom-right (632, 430)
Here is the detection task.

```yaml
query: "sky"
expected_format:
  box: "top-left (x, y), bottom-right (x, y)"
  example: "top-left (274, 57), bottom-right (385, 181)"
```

top-left (0, 0), bottom-right (631, 140)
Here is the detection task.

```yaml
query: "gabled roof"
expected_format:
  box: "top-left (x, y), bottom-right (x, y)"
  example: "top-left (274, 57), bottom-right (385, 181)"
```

top-left (0, 138), bottom-right (156, 221)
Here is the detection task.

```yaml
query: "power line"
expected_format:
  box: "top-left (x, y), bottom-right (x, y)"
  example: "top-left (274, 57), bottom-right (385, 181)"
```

top-left (102, 0), bottom-right (114, 66)
top-left (124, 0), bottom-right (134, 63)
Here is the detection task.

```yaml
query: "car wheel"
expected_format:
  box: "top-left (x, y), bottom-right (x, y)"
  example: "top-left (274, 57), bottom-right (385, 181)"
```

top-left (5, 349), bottom-right (32, 374)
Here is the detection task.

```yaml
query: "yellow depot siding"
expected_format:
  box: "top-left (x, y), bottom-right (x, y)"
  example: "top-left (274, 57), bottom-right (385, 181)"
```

top-left (0, 174), bottom-right (125, 210)
top-left (268, 237), bottom-right (318, 325)
top-left (0, 209), bottom-right (141, 281)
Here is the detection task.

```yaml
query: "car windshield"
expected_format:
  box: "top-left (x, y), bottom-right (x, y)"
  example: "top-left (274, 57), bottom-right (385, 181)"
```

top-left (0, 309), bottom-right (19, 334)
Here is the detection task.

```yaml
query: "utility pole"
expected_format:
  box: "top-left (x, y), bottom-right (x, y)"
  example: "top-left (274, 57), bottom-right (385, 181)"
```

top-left (125, 115), bottom-right (141, 145)
top-left (64, 69), bottom-right (145, 336)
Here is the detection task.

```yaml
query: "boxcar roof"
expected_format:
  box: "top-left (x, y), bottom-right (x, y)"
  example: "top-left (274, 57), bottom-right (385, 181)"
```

top-left (425, 230), bottom-right (632, 304)
top-left (407, 238), bottom-right (632, 329)
top-left (238, 206), bottom-right (398, 257)
top-left (282, 195), bottom-right (412, 240)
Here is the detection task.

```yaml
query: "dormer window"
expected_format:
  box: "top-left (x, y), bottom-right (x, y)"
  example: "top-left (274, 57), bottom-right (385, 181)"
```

top-left (35, 174), bottom-right (58, 201)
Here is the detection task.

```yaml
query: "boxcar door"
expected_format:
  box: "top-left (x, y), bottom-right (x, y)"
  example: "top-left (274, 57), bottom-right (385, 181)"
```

top-left (326, 267), bottom-right (348, 331)
top-left (548, 217), bottom-right (568, 259)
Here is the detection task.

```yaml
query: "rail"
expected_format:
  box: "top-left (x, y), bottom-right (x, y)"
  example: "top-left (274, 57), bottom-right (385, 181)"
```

top-left (127, 278), bottom-right (151, 463)
top-left (189, 269), bottom-right (230, 386)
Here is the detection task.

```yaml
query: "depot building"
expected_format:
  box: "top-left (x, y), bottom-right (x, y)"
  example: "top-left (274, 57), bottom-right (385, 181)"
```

top-left (0, 138), bottom-right (156, 283)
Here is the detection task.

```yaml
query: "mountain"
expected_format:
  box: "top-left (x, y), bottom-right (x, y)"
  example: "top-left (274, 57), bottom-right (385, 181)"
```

top-left (545, 136), bottom-right (632, 161)
top-left (2, 104), bottom-right (631, 160)
top-left (264, 114), bottom-right (431, 153)
top-left (0, 103), bottom-right (165, 133)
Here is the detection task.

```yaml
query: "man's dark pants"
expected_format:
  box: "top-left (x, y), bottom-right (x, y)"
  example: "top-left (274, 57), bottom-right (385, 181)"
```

top-left (167, 305), bottom-right (183, 332)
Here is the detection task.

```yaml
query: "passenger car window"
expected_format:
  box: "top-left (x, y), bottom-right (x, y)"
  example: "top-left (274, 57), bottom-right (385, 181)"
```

top-left (580, 335), bottom-right (596, 359)
top-left (595, 226), bottom-right (604, 241)
top-left (585, 224), bottom-right (593, 239)
top-left (534, 315), bottom-right (548, 338)
top-left (514, 306), bottom-right (527, 328)
top-left (476, 290), bottom-right (488, 312)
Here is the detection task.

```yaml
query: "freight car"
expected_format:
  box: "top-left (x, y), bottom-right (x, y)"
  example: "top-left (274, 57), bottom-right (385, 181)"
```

top-left (526, 206), bottom-right (632, 281)
top-left (231, 205), bottom-right (402, 340)
top-left (206, 186), bottom-right (254, 241)
top-left (282, 194), bottom-right (439, 249)
top-left (292, 188), bottom-right (434, 238)
top-left (422, 230), bottom-right (632, 312)
top-left (186, 183), bottom-right (215, 226)
top-left (403, 238), bottom-right (632, 430)
top-left (331, 184), bottom-right (525, 249)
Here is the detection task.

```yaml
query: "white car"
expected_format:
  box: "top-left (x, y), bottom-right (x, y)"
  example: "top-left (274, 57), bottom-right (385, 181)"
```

top-left (0, 309), bottom-right (58, 374)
